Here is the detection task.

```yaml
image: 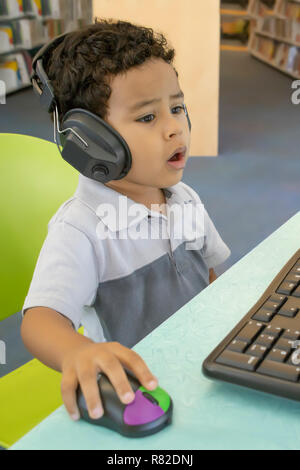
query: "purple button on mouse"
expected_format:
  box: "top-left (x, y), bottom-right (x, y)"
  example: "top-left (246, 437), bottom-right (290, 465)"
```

top-left (123, 390), bottom-right (165, 426)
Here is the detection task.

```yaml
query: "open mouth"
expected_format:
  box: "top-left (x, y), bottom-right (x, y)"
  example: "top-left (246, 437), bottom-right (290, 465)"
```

top-left (168, 152), bottom-right (182, 162)
top-left (167, 150), bottom-right (186, 169)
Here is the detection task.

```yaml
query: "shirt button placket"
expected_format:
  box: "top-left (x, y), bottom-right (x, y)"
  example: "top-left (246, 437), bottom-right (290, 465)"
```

top-left (167, 220), bottom-right (179, 272)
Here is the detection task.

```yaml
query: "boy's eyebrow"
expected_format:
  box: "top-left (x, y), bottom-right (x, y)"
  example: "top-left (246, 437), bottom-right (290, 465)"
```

top-left (129, 90), bottom-right (184, 113)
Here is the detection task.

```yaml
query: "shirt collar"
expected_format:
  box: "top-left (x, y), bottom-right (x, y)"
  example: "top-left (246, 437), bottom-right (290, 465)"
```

top-left (74, 174), bottom-right (192, 232)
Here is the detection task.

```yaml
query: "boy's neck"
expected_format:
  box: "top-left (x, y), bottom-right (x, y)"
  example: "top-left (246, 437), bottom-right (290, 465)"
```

top-left (104, 180), bottom-right (167, 214)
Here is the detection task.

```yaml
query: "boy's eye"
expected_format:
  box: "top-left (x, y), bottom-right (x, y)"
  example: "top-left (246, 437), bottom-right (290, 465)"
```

top-left (136, 105), bottom-right (185, 123)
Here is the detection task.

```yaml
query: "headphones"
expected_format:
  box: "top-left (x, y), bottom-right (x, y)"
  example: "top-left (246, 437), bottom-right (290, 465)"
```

top-left (31, 32), bottom-right (192, 184)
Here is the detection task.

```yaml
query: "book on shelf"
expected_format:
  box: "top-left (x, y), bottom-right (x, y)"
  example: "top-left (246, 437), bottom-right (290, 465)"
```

top-left (286, 45), bottom-right (299, 71)
top-left (273, 41), bottom-right (286, 65)
top-left (251, 33), bottom-right (300, 76)
top-left (0, 50), bottom-right (31, 92)
top-left (41, 0), bottom-right (92, 21)
top-left (0, 0), bottom-right (93, 53)
top-left (256, 16), bottom-right (300, 44)
top-left (248, 0), bottom-right (273, 17)
top-left (0, 17), bottom-right (47, 51)
top-left (18, 17), bottom-right (46, 47)
top-left (0, 0), bottom-right (23, 17)
top-left (0, 0), bottom-right (93, 95)
top-left (0, 0), bottom-right (42, 17)
top-left (254, 35), bottom-right (275, 57)
top-left (22, 0), bottom-right (43, 16)
top-left (281, 1), bottom-right (300, 20)
top-left (0, 0), bottom-right (92, 22)
top-left (42, 0), bottom-right (93, 34)
top-left (0, 25), bottom-right (14, 52)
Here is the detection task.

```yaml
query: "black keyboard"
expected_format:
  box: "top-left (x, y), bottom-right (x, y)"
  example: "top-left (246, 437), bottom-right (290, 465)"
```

top-left (202, 249), bottom-right (300, 401)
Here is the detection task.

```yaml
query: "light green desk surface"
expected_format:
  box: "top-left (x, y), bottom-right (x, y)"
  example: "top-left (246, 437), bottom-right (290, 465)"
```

top-left (11, 212), bottom-right (300, 450)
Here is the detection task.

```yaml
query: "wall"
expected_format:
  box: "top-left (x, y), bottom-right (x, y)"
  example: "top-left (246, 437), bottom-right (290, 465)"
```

top-left (92, 0), bottom-right (220, 156)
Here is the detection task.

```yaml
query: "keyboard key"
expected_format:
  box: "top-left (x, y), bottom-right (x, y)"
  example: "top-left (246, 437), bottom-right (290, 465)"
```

top-left (256, 334), bottom-right (276, 348)
top-left (277, 281), bottom-right (298, 295)
top-left (262, 301), bottom-right (281, 312)
top-left (292, 286), bottom-right (300, 298)
top-left (282, 329), bottom-right (300, 341)
top-left (292, 262), bottom-right (300, 273)
top-left (227, 340), bottom-right (248, 353)
top-left (257, 360), bottom-right (300, 382)
top-left (268, 294), bottom-right (287, 307)
top-left (285, 272), bottom-right (300, 284)
top-left (274, 337), bottom-right (294, 352)
top-left (265, 325), bottom-right (283, 339)
top-left (247, 343), bottom-right (268, 359)
top-left (235, 321), bottom-right (264, 345)
top-left (252, 308), bottom-right (275, 323)
top-left (216, 350), bottom-right (260, 371)
top-left (277, 298), bottom-right (299, 318)
top-left (278, 308), bottom-right (299, 318)
top-left (266, 348), bottom-right (288, 363)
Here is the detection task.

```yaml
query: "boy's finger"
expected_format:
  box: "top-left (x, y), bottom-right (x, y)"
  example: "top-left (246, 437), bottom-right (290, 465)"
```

top-left (77, 364), bottom-right (104, 420)
top-left (61, 370), bottom-right (80, 421)
top-left (109, 342), bottom-right (158, 391)
top-left (96, 352), bottom-right (135, 404)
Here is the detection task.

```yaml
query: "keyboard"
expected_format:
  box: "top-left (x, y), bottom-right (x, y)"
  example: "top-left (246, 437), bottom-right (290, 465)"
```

top-left (202, 249), bottom-right (300, 401)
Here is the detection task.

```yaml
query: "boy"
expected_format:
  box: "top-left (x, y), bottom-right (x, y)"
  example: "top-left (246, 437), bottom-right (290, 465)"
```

top-left (21, 18), bottom-right (231, 424)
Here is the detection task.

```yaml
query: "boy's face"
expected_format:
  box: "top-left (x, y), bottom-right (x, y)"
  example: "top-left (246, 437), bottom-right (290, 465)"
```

top-left (105, 58), bottom-right (190, 196)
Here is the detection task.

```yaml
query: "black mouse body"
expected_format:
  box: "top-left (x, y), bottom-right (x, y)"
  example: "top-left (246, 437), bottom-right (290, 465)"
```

top-left (76, 370), bottom-right (173, 438)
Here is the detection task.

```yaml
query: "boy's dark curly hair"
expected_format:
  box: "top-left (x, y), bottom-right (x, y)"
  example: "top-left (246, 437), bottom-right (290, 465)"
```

top-left (45, 17), bottom-right (178, 124)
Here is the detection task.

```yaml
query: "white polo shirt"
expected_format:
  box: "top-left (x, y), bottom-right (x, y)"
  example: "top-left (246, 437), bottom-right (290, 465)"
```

top-left (22, 174), bottom-right (231, 347)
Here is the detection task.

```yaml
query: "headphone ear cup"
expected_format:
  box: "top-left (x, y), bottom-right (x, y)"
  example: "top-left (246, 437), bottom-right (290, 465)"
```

top-left (58, 108), bottom-right (132, 183)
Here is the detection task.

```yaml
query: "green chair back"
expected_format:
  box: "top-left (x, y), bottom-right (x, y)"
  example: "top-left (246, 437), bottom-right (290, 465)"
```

top-left (0, 133), bottom-right (79, 321)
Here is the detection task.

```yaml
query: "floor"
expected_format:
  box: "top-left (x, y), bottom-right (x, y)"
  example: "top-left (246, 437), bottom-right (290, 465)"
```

top-left (0, 50), bottom-right (299, 383)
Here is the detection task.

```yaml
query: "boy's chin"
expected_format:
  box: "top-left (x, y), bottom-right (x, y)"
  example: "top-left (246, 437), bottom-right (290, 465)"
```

top-left (165, 170), bottom-right (184, 184)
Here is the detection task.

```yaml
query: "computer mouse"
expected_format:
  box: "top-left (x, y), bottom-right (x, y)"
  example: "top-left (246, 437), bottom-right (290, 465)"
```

top-left (76, 369), bottom-right (173, 438)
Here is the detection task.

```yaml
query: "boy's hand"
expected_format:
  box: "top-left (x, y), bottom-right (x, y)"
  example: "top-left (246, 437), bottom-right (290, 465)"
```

top-left (61, 341), bottom-right (158, 421)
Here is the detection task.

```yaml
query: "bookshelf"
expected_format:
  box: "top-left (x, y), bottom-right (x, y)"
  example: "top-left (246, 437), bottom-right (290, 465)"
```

top-left (247, 0), bottom-right (300, 78)
top-left (0, 0), bottom-right (93, 96)
top-left (221, 0), bottom-right (252, 48)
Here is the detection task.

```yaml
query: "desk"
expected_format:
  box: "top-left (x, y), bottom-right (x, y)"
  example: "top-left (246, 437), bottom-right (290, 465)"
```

top-left (11, 212), bottom-right (300, 450)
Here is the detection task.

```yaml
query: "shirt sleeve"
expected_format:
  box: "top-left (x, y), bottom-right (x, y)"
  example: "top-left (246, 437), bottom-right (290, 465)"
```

top-left (202, 207), bottom-right (231, 269)
top-left (22, 221), bottom-right (99, 331)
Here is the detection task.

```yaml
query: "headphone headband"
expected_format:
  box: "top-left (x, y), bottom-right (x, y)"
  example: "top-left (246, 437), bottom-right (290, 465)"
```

top-left (31, 33), bottom-right (69, 113)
